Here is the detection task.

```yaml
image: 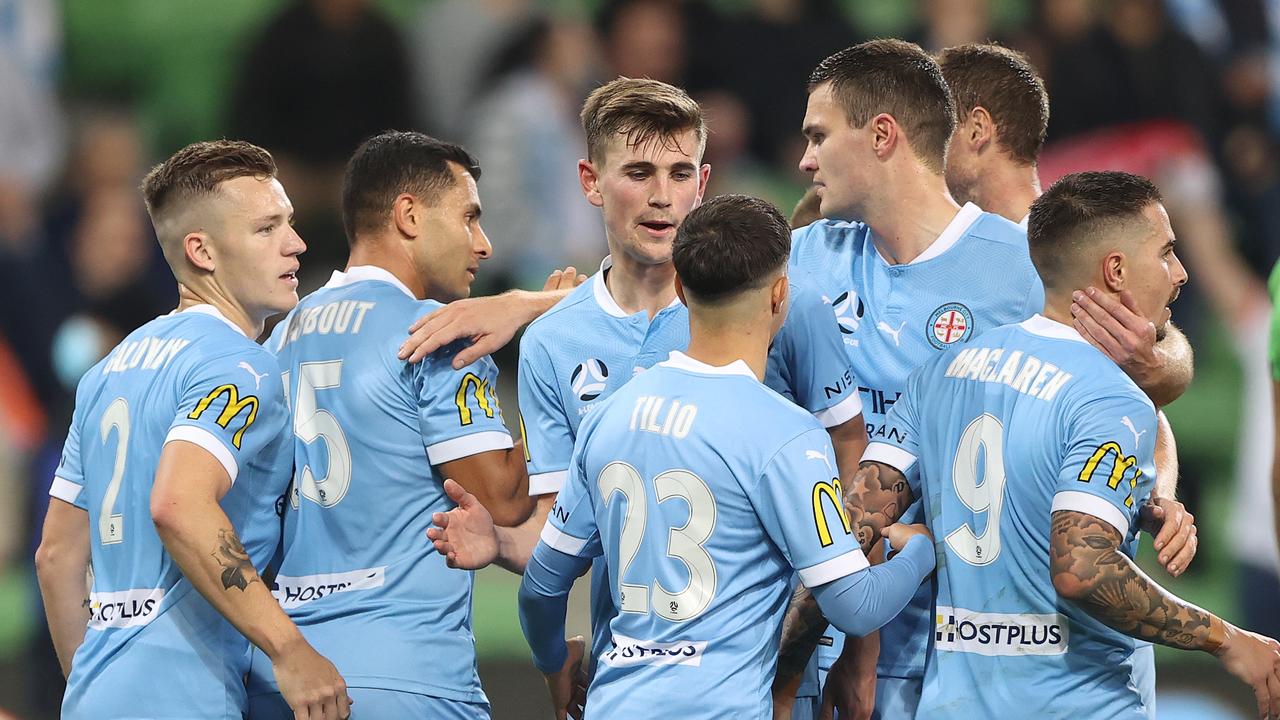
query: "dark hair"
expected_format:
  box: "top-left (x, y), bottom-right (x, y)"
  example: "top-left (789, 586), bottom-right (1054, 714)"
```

top-left (808, 39), bottom-right (955, 173)
top-left (937, 43), bottom-right (1049, 165)
top-left (673, 194), bottom-right (790, 302)
top-left (341, 131), bottom-right (481, 244)
top-left (1028, 171), bottom-right (1163, 290)
top-left (141, 139), bottom-right (276, 219)
top-left (580, 77), bottom-right (706, 163)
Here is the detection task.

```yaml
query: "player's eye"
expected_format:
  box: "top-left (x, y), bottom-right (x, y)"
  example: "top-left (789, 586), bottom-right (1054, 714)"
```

top-left (258, 224), bottom-right (276, 234)
top-left (672, 171), bottom-right (692, 181)
top-left (627, 171), bottom-right (648, 180)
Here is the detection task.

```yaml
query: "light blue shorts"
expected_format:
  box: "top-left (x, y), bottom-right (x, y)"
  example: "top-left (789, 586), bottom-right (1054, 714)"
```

top-left (248, 687), bottom-right (490, 720)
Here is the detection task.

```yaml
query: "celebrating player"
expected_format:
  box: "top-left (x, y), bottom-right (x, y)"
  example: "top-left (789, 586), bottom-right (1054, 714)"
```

top-left (516, 193), bottom-right (934, 719)
top-left (853, 171), bottom-right (1280, 719)
top-left (244, 132), bottom-right (534, 720)
top-left (35, 141), bottom-right (349, 720)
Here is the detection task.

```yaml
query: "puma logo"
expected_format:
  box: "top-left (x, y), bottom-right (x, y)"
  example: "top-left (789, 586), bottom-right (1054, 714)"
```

top-left (877, 321), bottom-right (906, 347)
top-left (238, 361), bottom-right (269, 390)
top-left (805, 449), bottom-right (834, 473)
top-left (1121, 416), bottom-right (1147, 447)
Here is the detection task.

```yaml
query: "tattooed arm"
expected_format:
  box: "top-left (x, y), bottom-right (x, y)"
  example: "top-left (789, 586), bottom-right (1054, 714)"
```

top-left (1051, 510), bottom-right (1280, 718)
top-left (153, 440), bottom-right (351, 719)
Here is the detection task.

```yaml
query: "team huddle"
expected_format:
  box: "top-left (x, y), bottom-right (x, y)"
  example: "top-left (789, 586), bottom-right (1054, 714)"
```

top-left (33, 38), bottom-right (1280, 720)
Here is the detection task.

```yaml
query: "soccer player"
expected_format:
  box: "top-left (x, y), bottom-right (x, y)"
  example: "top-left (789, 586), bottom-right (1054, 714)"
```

top-left (850, 171), bottom-right (1280, 719)
top-left (516, 193), bottom-right (935, 719)
top-left (34, 141), bottom-right (349, 719)
top-left (781, 40), bottom-right (1197, 719)
top-left (244, 132), bottom-right (534, 719)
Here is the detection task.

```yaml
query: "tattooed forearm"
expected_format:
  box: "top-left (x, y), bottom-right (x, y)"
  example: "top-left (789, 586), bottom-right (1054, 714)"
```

top-left (1049, 510), bottom-right (1214, 651)
top-left (843, 461), bottom-right (913, 553)
top-left (212, 528), bottom-right (259, 591)
top-left (773, 585), bottom-right (830, 686)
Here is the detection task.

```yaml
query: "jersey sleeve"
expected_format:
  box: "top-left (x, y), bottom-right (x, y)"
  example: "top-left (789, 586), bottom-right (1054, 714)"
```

top-left (766, 283), bottom-right (862, 428)
top-left (167, 348), bottom-right (289, 485)
top-left (752, 428), bottom-right (869, 587)
top-left (415, 343), bottom-right (514, 466)
top-left (518, 333), bottom-right (575, 495)
top-left (860, 368), bottom-right (924, 496)
top-left (50, 379), bottom-right (90, 508)
top-left (537, 434), bottom-right (602, 559)
top-left (1049, 394), bottom-right (1157, 537)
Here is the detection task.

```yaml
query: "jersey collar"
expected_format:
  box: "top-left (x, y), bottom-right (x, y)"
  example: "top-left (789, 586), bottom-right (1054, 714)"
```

top-left (592, 255), bottom-right (682, 319)
top-left (175, 304), bottom-right (248, 337)
top-left (325, 265), bottom-right (417, 299)
top-left (910, 202), bottom-right (983, 264)
top-left (1019, 314), bottom-right (1089, 345)
top-left (659, 350), bottom-right (756, 379)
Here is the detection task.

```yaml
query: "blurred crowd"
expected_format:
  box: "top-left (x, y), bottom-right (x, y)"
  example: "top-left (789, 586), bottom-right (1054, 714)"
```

top-left (1, 0), bottom-right (1278, 716)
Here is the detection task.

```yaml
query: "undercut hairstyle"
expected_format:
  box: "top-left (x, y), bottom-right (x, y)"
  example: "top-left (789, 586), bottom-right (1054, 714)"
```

top-left (141, 140), bottom-right (276, 221)
top-left (341, 130), bottom-right (481, 245)
top-left (1028, 171), bottom-right (1162, 291)
top-left (580, 77), bottom-right (707, 164)
top-left (674, 194), bottom-right (790, 303)
top-left (808, 39), bottom-right (955, 173)
top-left (938, 43), bottom-right (1049, 165)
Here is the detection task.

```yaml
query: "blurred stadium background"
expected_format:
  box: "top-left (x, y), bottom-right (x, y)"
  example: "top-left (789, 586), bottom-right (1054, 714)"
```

top-left (0, 0), bottom-right (1277, 717)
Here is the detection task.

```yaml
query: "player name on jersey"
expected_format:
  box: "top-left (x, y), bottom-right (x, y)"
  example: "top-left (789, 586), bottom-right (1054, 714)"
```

top-left (277, 299), bottom-right (376, 349)
top-left (628, 395), bottom-right (698, 439)
top-left (943, 346), bottom-right (1073, 403)
top-left (100, 337), bottom-right (190, 375)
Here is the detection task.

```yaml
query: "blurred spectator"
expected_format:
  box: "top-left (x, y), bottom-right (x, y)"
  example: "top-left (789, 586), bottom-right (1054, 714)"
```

top-left (600, 0), bottom-right (688, 84)
top-left (231, 0), bottom-right (416, 286)
top-left (912, 0), bottom-right (993, 52)
top-left (465, 13), bottom-right (605, 290)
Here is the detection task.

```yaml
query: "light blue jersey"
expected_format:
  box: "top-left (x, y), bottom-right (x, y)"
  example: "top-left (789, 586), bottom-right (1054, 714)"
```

top-left (518, 256), bottom-right (862, 667)
top-left (245, 266), bottom-right (513, 707)
top-left (533, 352), bottom-right (873, 718)
top-left (864, 315), bottom-right (1158, 719)
top-left (51, 305), bottom-right (291, 719)
top-left (790, 203), bottom-right (1044, 683)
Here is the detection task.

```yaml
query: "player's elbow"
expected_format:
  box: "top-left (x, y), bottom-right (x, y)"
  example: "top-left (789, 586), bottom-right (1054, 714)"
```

top-left (489, 494), bottom-right (536, 527)
top-left (149, 487), bottom-right (186, 539)
top-left (1050, 560), bottom-right (1097, 602)
top-left (34, 536), bottom-right (72, 579)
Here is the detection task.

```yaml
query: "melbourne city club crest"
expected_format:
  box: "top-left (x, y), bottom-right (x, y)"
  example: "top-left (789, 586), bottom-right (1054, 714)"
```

top-left (927, 302), bottom-right (973, 349)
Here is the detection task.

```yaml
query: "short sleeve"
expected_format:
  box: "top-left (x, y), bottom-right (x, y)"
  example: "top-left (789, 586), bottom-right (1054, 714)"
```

top-left (167, 349), bottom-right (289, 485)
top-left (415, 344), bottom-right (513, 465)
top-left (538, 436), bottom-right (602, 559)
top-left (861, 369), bottom-right (924, 496)
top-left (518, 334), bottom-right (575, 495)
top-left (766, 283), bottom-right (862, 428)
top-left (1050, 394), bottom-right (1157, 537)
top-left (51, 380), bottom-right (89, 508)
top-left (752, 429), bottom-right (869, 588)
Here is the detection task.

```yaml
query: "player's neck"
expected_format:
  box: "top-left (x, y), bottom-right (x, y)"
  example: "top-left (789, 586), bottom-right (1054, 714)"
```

top-left (175, 283), bottom-right (261, 338)
top-left (1040, 295), bottom-right (1076, 328)
top-left (347, 238), bottom-right (428, 300)
top-left (973, 162), bottom-right (1041, 224)
top-left (604, 252), bottom-right (677, 318)
top-left (684, 318), bottom-right (770, 382)
top-left (866, 176), bottom-right (961, 265)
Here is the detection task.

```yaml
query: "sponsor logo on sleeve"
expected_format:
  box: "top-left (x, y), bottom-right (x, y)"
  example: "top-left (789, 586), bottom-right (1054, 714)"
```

top-left (934, 606), bottom-right (1068, 656)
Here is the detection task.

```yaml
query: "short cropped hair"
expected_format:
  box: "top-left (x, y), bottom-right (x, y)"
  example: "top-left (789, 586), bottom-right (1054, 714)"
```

top-left (938, 43), bottom-right (1049, 165)
top-left (809, 39), bottom-right (955, 173)
top-left (580, 77), bottom-right (707, 164)
top-left (141, 140), bottom-right (276, 221)
top-left (674, 194), bottom-right (790, 303)
top-left (342, 131), bottom-right (481, 244)
top-left (1028, 171), bottom-right (1163, 290)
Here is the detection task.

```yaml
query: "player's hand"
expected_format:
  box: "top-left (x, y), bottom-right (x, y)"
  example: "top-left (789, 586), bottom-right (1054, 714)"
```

top-left (1215, 624), bottom-right (1280, 719)
top-left (272, 640), bottom-right (352, 720)
top-left (884, 523), bottom-right (931, 554)
top-left (1138, 497), bottom-right (1198, 577)
top-left (543, 265), bottom-right (587, 292)
top-left (428, 479), bottom-right (500, 569)
top-left (543, 635), bottom-right (586, 720)
top-left (819, 636), bottom-right (877, 720)
top-left (397, 292), bottom-right (531, 367)
top-left (1070, 288), bottom-right (1162, 388)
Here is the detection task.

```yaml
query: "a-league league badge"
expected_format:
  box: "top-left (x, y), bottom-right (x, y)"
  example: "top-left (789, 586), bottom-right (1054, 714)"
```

top-left (927, 302), bottom-right (973, 349)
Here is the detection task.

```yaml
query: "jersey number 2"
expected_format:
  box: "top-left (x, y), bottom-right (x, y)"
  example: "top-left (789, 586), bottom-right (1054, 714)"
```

top-left (97, 397), bottom-right (130, 545)
top-left (945, 413), bottom-right (1006, 566)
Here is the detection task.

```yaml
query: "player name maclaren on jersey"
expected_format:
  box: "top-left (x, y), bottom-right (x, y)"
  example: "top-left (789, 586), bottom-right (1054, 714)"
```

top-left (943, 346), bottom-right (1074, 403)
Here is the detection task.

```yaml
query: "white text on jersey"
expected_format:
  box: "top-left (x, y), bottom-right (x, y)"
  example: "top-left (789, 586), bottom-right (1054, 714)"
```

top-left (278, 300), bottom-right (376, 349)
top-left (101, 337), bottom-right (190, 375)
top-left (943, 347), bottom-right (1073, 403)
top-left (629, 396), bottom-right (698, 439)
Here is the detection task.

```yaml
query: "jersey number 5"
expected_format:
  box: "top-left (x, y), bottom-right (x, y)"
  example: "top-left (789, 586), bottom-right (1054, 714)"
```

top-left (283, 360), bottom-right (352, 508)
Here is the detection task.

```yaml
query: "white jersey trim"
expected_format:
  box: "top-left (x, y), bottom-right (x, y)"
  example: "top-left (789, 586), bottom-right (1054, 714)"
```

top-left (797, 548), bottom-right (870, 587)
top-left (875, 202), bottom-right (983, 266)
top-left (165, 425), bottom-right (238, 484)
top-left (1019, 314), bottom-right (1090, 345)
top-left (175, 304), bottom-right (249, 337)
top-left (426, 430), bottom-right (513, 465)
top-left (862, 442), bottom-right (917, 474)
top-left (529, 470), bottom-right (568, 496)
top-left (1051, 490), bottom-right (1132, 536)
top-left (49, 476), bottom-right (83, 504)
top-left (659, 350), bottom-right (755, 379)
top-left (813, 392), bottom-right (863, 428)
top-left (592, 256), bottom-right (682, 319)
top-left (324, 265), bottom-right (416, 299)
top-left (540, 522), bottom-right (589, 556)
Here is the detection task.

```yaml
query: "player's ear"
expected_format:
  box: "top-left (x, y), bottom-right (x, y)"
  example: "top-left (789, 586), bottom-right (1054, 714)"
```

top-left (579, 159), bottom-right (604, 208)
top-left (1101, 250), bottom-right (1127, 292)
top-left (673, 273), bottom-right (688, 307)
top-left (871, 113), bottom-right (897, 159)
top-left (969, 106), bottom-right (994, 150)
top-left (392, 193), bottom-right (419, 239)
top-left (771, 274), bottom-right (789, 316)
top-left (184, 232), bottom-right (215, 273)
top-left (696, 164), bottom-right (711, 202)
